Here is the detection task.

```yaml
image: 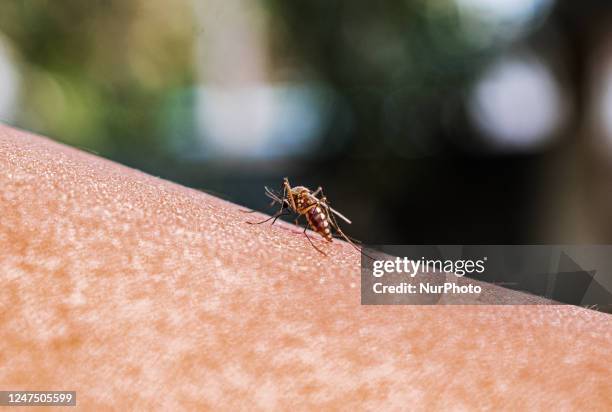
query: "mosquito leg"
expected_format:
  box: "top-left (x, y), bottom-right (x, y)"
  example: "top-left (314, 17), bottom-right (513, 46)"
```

top-left (312, 186), bottom-right (323, 197)
top-left (329, 220), bottom-right (362, 243)
top-left (303, 226), bottom-right (327, 256)
top-left (246, 210), bottom-right (288, 225)
top-left (271, 211), bottom-right (290, 225)
top-left (248, 186), bottom-right (289, 224)
top-left (335, 226), bottom-right (375, 261)
top-left (331, 232), bottom-right (362, 243)
top-left (329, 216), bottom-right (357, 247)
top-left (323, 204), bottom-right (375, 260)
top-left (283, 178), bottom-right (297, 210)
top-left (240, 198), bottom-right (285, 214)
top-left (323, 205), bottom-right (357, 243)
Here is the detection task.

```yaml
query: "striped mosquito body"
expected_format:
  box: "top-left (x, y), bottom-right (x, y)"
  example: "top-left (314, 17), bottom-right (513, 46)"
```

top-left (246, 177), bottom-right (367, 257)
top-left (297, 192), bottom-right (332, 242)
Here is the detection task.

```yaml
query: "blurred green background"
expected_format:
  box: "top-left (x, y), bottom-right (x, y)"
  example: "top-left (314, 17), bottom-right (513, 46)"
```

top-left (2, 0), bottom-right (612, 244)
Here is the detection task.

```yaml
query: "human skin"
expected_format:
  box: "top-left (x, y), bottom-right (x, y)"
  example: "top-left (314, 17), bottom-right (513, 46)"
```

top-left (0, 124), bottom-right (610, 410)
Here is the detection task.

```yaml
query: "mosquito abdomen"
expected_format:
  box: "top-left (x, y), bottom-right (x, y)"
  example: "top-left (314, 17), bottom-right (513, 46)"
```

top-left (306, 205), bottom-right (333, 242)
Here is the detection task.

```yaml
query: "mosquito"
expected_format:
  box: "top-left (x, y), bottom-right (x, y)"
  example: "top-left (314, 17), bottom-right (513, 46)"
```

top-left (245, 177), bottom-right (368, 257)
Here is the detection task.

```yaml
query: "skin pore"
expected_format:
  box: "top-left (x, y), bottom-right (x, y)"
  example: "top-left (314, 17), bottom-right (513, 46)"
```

top-left (0, 124), bottom-right (610, 409)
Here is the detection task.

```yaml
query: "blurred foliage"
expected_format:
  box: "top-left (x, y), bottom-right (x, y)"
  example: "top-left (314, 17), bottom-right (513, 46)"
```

top-left (265, 0), bottom-right (492, 158)
top-left (0, 0), bottom-right (501, 161)
top-left (0, 0), bottom-right (194, 159)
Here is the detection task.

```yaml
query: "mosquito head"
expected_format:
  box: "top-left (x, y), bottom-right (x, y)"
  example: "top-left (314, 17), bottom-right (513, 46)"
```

top-left (290, 186), bottom-right (311, 204)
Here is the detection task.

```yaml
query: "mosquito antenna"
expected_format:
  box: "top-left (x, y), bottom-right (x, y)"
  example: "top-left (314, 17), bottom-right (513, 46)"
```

top-left (264, 187), bottom-right (285, 205)
top-left (240, 187), bottom-right (283, 214)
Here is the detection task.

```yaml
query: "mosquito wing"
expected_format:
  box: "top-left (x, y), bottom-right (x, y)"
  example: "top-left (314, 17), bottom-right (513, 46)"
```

top-left (329, 206), bottom-right (352, 224)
